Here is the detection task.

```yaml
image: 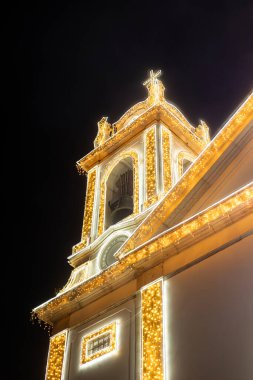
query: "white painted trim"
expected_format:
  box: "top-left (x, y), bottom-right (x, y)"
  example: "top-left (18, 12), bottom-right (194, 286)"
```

top-left (96, 230), bottom-right (132, 273)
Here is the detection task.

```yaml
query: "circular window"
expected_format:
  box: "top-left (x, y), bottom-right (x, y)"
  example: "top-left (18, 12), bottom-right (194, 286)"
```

top-left (100, 235), bottom-right (128, 270)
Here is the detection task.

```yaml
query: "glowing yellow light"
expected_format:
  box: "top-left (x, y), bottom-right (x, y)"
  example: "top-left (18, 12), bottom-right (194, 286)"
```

top-left (81, 169), bottom-right (96, 243)
top-left (76, 72), bottom-right (209, 174)
top-left (141, 281), bottom-right (163, 380)
top-left (177, 151), bottom-right (195, 177)
top-left (73, 169), bottom-right (96, 253)
top-left (59, 262), bottom-right (88, 293)
top-left (97, 151), bottom-right (139, 237)
top-left (97, 179), bottom-right (105, 236)
top-left (94, 117), bottom-right (111, 148)
top-left (80, 321), bottom-right (117, 365)
top-left (143, 69), bottom-right (165, 105)
top-left (73, 168), bottom-right (98, 253)
top-left (34, 86), bottom-right (253, 323)
top-left (120, 92), bottom-right (253, 253)
top-left (162, 127), bottom-right (171, 193)
top-left (145, 127), bottom-right (158, 208)
top-left (45, 331), bottom-right (67, 380)
top-left (33, 184), bottom-right (253, 323)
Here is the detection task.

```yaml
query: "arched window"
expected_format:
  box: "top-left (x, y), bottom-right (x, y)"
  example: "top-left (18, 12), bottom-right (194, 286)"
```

top-left (182, 158), bottom-right (192, 174)
top-left (178, 151), bottom-right (195, 178)
top-left (105, 157), bottom-right (134, 229)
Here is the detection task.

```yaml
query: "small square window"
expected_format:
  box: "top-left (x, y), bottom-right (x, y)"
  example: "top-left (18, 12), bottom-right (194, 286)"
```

top-left (87, 332), bottom-right (111, 356)
top-left (80, 321), bottom-right (117, 365)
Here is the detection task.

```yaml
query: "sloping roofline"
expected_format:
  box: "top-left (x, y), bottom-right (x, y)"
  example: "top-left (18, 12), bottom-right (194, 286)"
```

top-left (33, 91), bottom-right (253, 324)
top-left (116, 91), bottom-right (253, 257)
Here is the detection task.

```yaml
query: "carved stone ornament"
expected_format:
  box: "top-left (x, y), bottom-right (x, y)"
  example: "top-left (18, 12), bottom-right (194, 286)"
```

top-left (94, 117), bottom-right (111, 148)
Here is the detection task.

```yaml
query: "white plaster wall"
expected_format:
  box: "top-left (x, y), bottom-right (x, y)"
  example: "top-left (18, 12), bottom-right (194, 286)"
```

top-left (164, 233), bottom-right (253, 380)
top-left (63, 299), bottom-right (136, 380)
top-left (184, 136), bottom-right (253, 218)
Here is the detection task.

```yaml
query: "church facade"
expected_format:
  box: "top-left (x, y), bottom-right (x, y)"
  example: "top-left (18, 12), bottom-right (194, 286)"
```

top-left (33, 71), bottom-right (253, 380)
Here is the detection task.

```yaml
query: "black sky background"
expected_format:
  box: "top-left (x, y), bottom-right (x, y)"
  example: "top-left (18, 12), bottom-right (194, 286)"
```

top-left (5, 0), bottom-right (253, 379)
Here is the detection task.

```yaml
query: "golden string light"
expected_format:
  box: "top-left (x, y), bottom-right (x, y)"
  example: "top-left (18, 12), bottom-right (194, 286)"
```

top-left (80, 322), bottom-right (117, 365)
top-left (162, 127), bottom-right (171, 193)
top-left (141, 281), bottom-right (163, 380)
top-left (143, 70), bottom-right (165, 105)
top-left (73, 169), bottom-right (97, 253)
top-left (46, 331), bottom-right (67, 380)
top-left (97, 180), bottom-right (105, 237)
top-left (120, 92), bottom-right (253, 254)
top-left (145, 127), bottom-right (158, 208)
top-left (33, 184), bottom-right (253, 324)
top-left (33, 80), bottom-right (253, 327)
top-left (94, 117), bottom-right (111, 148)
top-left (81, 169), bottom-right (96, 243)
top-left (71, 170), bottom-right (97, 254)
top-left (76, 72), bottom-right (206, 174)
top-left (58, 262), bottom-right (89, 293)
top-left (177, 151), bottom-right (195, 178)
top-left (97, 151), bottom-right (139, 237)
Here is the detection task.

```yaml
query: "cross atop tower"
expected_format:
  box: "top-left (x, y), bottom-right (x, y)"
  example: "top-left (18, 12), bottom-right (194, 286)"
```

top-left (143, 69), bottom-right (164, 104)
top-left (143, 69), bottom-right (162, 87)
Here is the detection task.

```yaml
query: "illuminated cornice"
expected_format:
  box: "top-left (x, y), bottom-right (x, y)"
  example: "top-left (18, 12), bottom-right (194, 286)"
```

top-left (33, 79), bottom-right (253, 327)
top-left (69, 199), bottom-right (152, 268)
top-left (33, 184), bottom-right (253, 324)
top-left (77, 80), bottom-right (206, 173)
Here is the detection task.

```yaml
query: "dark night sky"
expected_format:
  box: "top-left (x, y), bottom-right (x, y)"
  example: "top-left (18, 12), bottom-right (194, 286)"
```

top-left (6, 0), bottom-right (253, 379)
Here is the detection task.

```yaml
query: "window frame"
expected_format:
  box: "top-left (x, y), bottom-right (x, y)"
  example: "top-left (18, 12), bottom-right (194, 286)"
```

top-left (80, 321), bottom-right (117, 365)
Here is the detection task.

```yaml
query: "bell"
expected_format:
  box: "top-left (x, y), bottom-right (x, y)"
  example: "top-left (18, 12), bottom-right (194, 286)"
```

top-left (110, 195), bottom-right (133, 224)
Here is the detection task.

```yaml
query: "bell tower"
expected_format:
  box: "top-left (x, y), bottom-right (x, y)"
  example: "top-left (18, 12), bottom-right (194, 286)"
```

top-left (60, 70), bottom-right (209, 290)
top-left (32, 71), bottom-right (253, 380)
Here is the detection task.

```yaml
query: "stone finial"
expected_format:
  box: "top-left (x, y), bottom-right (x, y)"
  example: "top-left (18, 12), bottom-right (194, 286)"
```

top-left (94, 117), bottom-right (111, 148)
top-left (196, 120), bottom-right (210, 144)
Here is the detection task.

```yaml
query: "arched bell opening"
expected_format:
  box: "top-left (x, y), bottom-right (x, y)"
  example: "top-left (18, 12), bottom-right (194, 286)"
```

top-left (105, 157), bottom-right (134, 229)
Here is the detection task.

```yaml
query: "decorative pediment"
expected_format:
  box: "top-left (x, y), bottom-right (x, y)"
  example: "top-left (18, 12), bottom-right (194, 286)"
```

top-left (77, 70), bottom-right (209, 173)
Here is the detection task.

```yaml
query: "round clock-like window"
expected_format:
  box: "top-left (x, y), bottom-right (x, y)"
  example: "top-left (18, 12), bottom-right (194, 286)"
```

top-left (100, 235), bottom-right (128, 270)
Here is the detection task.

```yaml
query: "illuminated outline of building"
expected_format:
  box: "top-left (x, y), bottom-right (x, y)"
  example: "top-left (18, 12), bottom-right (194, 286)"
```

top-left (33, 71), bottom-right (253, 380)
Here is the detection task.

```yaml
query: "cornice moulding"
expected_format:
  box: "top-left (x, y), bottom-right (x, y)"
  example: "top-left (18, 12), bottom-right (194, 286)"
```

top-left (77, 104), bottom-right (204, 173)
top-left (33, 184), bottom-right (253, 325)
